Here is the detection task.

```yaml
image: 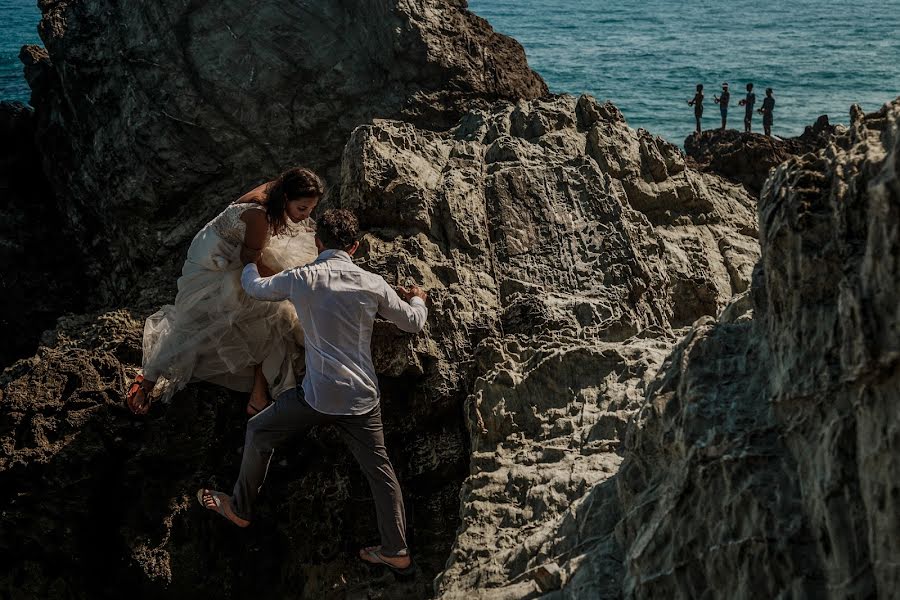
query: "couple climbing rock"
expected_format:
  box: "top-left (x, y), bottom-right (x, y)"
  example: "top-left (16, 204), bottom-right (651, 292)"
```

top-left (125, 167), bottom-right (428, 575)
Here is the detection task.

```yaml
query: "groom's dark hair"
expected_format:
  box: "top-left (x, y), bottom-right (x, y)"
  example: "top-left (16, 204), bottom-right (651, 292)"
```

top-left (316, 209), bottom-right (360, 250)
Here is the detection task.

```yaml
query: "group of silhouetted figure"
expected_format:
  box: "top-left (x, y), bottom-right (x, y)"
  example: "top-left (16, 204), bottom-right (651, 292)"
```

top-left (688, 82), bottom-right (775, 136)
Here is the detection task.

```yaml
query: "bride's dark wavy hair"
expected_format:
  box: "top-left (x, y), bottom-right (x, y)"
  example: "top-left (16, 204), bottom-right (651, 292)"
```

top-left (265, 167), bottom-right (325, 235)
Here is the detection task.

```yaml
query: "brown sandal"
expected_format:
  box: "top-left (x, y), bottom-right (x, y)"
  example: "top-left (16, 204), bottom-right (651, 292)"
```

top-left (125, 374), bottom-right (153, 415)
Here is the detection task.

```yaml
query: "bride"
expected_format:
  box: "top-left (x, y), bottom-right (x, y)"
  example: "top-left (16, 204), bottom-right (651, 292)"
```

top-left (125, 167), bottom-right (322, 416)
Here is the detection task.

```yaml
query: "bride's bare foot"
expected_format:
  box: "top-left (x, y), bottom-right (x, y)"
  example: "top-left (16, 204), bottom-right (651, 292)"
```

top-left (126, 375), bottom-right (157, 415)
top-left (246, 389), bottom-right (270, 416)
top-left (246, 365), bottom-right (271, 416)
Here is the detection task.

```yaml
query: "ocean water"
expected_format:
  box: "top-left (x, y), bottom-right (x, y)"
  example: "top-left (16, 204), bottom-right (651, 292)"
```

top-left (0, 0), bottom-right (41, 103)
top-left (2, 0), bottom-right (899, 144)
top-left (469, 0), bottom-right (900, 143)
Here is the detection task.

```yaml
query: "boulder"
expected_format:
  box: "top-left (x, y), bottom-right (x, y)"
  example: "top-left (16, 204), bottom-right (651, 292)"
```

top-left (22, 0), bottom-right (547, 304)
top-left (1, 93), bottom-right (759, 598)
top-left (337, 93), bottom-right (756, 597)
top-left (616, 98), bottom-right (900, 599)
top-left (684, 114), bottom-right (843, 196)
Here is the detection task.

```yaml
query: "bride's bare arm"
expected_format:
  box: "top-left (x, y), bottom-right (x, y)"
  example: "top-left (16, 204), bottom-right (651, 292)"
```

top-left (240, 209), bottom-right (277, 276)
top-left (235, 180), bottom-right (272, 204)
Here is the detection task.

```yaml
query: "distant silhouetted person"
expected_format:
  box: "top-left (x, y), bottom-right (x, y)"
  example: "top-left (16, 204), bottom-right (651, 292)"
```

top-left (759, 87), bottom-right (775, 136)
top-left (687, 84), bottom-right (704, 134)
top-left (738, 83), bottom-right (756, 132)
top-left (714, 82), bottom-right (730, 130)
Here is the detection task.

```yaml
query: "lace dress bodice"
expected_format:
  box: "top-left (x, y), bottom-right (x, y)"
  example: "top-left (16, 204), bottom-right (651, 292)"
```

top-left (142, 200), bottom-right (318, 404)
top-left (208, 202), bottom-right (268, 246)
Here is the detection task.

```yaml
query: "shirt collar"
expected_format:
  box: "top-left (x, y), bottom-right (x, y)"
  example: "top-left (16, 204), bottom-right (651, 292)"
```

top-left (316, 249), bottom-right (354, 263)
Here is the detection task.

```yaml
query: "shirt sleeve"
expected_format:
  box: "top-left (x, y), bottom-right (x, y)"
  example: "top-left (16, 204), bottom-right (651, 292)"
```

top-left (241, 263), bottom-right (295, 301)
top-left (377, 279), bottom-right (428, 333)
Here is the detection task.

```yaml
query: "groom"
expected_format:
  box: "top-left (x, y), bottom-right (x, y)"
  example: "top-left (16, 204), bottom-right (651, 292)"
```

top-left (197, 208), bottom-right (428, 574)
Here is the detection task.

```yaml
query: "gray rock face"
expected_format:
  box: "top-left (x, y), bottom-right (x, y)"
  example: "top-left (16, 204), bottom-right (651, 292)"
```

top-left (336, 93), bottom-right (758, 597)
top-left (617, 308), bottom-right (825, 598)
top-left (617, 99), bottom-right (900, 599)
top-left (6, 0), bottom-right (896, 594)
top-left (684, 115), bottom-right (843, 196)
top-left (761, 100), bottom-right (900, 597)
top-left (24, 0), bottom-right (546, 304)
top-left (1, 90), bottom-right (759, 598)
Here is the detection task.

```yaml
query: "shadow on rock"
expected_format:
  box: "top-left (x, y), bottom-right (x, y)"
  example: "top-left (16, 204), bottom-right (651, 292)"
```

top-left (0, 310), bottom-right (467, 599)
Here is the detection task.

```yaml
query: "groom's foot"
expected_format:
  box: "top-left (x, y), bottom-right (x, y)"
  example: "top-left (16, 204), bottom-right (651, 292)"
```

top-left (198, 489), bottom-right (250, 528)
top-left (359, 545), bottom-right (412, 570)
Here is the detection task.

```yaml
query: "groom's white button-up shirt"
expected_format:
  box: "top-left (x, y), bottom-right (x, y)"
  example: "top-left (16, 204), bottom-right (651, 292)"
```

top-left (241, 249), bottom-right (427, 415)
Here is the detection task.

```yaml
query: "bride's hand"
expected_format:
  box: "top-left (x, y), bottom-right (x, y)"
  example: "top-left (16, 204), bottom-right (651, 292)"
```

top-left (257, 262), bottom-right (278, 277)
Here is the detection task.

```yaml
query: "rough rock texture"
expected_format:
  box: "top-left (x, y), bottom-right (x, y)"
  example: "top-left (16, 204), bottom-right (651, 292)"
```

top-left (5, 2), bottom-right (547, 595)
top-left (22, 0), bottom-right (546, 305)
top-left (761, 100), bottom-right (900, 597)
top-left (335, 93), bottom-right (757, 598)
top-left (616, 100), bottom-right (900, 599)
top-left (684, 115), bottom-right (842, 196)
top-left (0, 100), bottom-right (83, 366)
top-left (6, 0), bottom-right (897, 595)
top-left (616, 297), bottom-right (825, 598)
top-left (1, 92), bottom-right (759, 598)
top-left (0, 308), bottom-right (466, 599)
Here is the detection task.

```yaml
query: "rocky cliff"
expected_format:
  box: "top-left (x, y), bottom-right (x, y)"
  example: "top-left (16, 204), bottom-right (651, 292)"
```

top-left (2, 0), bottom-right (898, 598)
top-left (22, 0), bottom-right (547, 305)
top-left (341, 94), bottom-right (757, 598)
top-left (684, 115), bottom-right (841, 196)
top-left (0, 100), bottom-right (84, 366)
top-left (615, 100), bottom-right (900, 599)
top-left (3, 1), bottom-right (550, 597)
top-left (1, 87), bottom-right (761, 598)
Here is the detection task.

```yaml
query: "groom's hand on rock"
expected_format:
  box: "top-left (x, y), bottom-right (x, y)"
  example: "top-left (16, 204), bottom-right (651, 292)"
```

top-left (397, 285), bottom-right (428, 303)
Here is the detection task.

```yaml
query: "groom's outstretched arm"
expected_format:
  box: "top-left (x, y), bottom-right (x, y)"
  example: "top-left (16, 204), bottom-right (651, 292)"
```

top-left (241, 263), bottom-right (295, 301)
top-left (377, 278), bottom-right (428, 333)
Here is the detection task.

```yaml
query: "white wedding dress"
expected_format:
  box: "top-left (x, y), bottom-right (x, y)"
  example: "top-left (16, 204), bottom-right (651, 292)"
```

top-left (141, 202), bottom-right (319, 402)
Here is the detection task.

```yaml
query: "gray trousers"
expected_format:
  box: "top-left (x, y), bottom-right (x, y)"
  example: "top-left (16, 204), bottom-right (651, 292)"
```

top-left (231, 386), bottom-right (408, 556)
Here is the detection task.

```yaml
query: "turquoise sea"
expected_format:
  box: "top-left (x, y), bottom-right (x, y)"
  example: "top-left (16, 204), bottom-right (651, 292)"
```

top-left (0, 0), bottom-right (40, 103)
top-left (3, 0), bottom-right (900, 144)
top-left (469, 0), bottom-right (900, 142)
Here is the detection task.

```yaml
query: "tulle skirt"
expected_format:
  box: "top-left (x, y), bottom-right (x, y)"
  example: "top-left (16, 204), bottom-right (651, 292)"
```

top-left (142, 224), bottom-right (318, 402)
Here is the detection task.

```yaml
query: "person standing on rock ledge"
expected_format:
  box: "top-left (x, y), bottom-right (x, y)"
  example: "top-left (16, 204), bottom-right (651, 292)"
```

top-left (687, 83), bottom-right (704, 134)
top-left (759, 87), bottom-right (776, 136)
top-left (738, 82), bottom-right (757, 132)
top-left (714, 82), bottom-right (730, 130)
top-left (197, 209), bottom-right (428, 577)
